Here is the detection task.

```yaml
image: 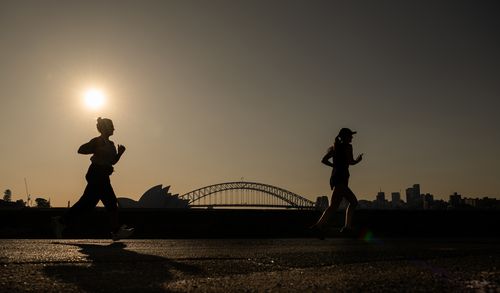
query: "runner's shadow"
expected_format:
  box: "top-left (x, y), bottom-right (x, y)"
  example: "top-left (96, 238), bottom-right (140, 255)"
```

top-left (44, 242), bottom-right (202, 292)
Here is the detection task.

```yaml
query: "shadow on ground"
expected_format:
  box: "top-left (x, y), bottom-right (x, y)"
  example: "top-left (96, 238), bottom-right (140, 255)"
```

top-left (43, 242), bottom-right (202, 292)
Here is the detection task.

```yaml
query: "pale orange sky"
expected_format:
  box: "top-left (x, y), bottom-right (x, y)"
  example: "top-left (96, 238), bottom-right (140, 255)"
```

top-left (1, 1), bottom-right (499, 207)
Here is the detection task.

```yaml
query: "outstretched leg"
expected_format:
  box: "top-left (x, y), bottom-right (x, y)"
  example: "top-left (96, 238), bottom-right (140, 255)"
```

top-left (100, 180), bottom-right (120, 233)
top-left (342, 187), bottom-right (358, 229)
top-left (62, 182), bottom-right (100, 225)
top-left (101, 179), bottom-right (134, 241)
top-left (53, 182), bottom-right (100, 238)
top-left (314, 187), bottom-right (343, 228)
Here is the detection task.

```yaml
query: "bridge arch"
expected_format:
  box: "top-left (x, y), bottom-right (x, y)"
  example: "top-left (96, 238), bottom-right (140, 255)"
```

top-left (180, 181), bottom-right (315, 209)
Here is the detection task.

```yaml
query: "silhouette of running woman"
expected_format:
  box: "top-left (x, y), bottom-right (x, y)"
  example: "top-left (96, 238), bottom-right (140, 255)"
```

top-left (52, 117), bottom-right (134, 240)
top-left (312, 128), bottom-right (363, 236)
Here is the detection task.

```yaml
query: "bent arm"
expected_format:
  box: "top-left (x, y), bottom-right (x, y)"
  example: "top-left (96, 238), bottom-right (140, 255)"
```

top-left (111, 153), bottom-right (123, 165)
top-left (321, 147), bottom-right (335, 167)
top-left (112, 144), bottom-right (126, 165)
top-left (77, 139), bottom-right (96, 154)
top-left (348, 146), bottom-right (363, 165)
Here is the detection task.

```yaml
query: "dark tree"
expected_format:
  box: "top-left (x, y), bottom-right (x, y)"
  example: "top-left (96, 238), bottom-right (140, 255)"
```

top-left (3, 189), bottom-right (12, 202)
top-left (35, 198), bottom-right (51, 208)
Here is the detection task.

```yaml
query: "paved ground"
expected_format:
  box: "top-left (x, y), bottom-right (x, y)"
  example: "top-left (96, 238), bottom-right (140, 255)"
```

top-left (0, 238), bottom-right (498, 292)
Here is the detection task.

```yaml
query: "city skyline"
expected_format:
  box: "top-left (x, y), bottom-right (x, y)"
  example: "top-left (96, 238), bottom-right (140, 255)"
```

top-left (3, 180), bottom-right (499, 211)
top-left (2, 181), bottom-right (496, 208)
top-left (1, 1), bottom-right (499, 207)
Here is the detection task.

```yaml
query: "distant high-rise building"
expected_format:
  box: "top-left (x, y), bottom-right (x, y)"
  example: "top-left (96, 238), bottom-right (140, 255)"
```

top-left (405, 187), bottom-right (413, 203)
top-left (464, 197), bottom-right (478, 208)
top-left (413, 184), bottom-right (420, 196)
top-left (449, 192), bottom-right (463, 207)
top-left (376, 191), bottom-right (385, 202)
top-left (423, 193), bottom-right (434, 209)
top-left (315, 196), bottom-right (329, 211)
top-left (406, 184), bottom-right (423, 209)
top-left (476, 197), bottom-right (500, 209)
top-left (391, 192), bottom-right (401, 208)
top-left (374, 191), bottom-right (388, 209)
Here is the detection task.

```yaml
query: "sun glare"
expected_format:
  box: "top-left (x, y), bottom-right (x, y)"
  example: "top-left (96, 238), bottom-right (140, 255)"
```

top-left (84, 88), bottom-right (106, 110)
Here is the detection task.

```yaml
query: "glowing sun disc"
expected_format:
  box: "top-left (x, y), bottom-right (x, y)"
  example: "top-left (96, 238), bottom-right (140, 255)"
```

top-left (84, 88), bottom-right (106, 109)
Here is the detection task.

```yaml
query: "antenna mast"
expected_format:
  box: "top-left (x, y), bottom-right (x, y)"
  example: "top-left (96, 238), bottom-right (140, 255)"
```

top-left (24, 178), bottom-right (31, 207)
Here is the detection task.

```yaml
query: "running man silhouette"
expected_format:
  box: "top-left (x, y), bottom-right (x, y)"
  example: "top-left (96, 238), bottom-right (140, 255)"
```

top-left (312, 128), bottom-right (363, 237)
top-left (52, 117), bottom-right (134, 240)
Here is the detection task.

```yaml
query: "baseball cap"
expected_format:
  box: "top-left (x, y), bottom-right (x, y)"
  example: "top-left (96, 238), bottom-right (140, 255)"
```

top-left (339, 128), bottom-right (357, 137)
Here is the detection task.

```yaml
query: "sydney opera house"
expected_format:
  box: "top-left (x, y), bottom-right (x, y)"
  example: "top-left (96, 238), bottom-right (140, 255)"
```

top-left (117, 185), bottom-right (189, 209)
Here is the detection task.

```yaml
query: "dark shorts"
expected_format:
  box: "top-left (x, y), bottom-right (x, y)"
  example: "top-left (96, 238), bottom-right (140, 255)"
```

top-left (83, 164), bottom-right (117, 210)
top-left (64, 164), bottom-right (117, 214)
top-left (330, 169), bottom-right (350, 190)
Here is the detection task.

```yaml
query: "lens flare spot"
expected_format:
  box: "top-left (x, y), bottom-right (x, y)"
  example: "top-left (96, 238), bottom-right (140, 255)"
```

top-left (359, 228), bottom-right (383, 245)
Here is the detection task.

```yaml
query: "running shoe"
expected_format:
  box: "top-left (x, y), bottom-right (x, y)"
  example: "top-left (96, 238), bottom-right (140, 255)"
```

top-left (111, 225), bottom-right (135, 241)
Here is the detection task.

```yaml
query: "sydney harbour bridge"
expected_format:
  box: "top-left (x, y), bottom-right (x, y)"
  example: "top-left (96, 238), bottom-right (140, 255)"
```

top-left (179, 181), bottom-right (317, 210)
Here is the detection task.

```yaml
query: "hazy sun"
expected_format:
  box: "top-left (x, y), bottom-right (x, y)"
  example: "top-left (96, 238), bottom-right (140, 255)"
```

top-left (84, 88), bottom-right (106, 110)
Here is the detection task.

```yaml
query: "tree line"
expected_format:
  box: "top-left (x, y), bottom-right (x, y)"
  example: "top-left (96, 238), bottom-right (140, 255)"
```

top-left (1, 189), bottom-right (51, 208)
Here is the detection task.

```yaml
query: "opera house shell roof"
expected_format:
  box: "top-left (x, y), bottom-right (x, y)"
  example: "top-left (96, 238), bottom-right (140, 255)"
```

top-left (118, 185), bottom-right (189, 208)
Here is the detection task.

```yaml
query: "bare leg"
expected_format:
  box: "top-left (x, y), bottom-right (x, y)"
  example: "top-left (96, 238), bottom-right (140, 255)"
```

top-left (62, 182), bottom-right (100, 225)
top-left (342, 187), bottom-right (358, 229)
top-left (314, 187), bottom-right (343, 227)
top-left (101, 179), bottom-right (120, 233)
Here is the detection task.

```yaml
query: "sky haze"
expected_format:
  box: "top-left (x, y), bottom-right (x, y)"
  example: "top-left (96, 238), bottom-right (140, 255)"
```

top-left (1, 1), bottom-right (499, 206)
